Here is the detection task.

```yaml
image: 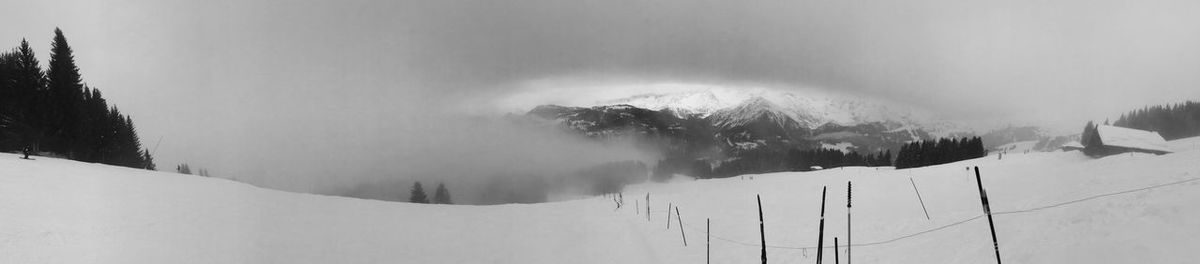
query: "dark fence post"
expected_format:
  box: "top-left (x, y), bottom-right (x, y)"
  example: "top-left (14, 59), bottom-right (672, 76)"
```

top-left (667, 203), bottom-right (673, 229)
top-left (846, 181), bottom-right (852, 264)
top-left (646, 193), bottom-right (651, 222)
top-left (758, 195), bottom-right (767, 264)
top-left (676, 207), bottom-right (687, 246)
top-left (816, 186), bottom-right (827, 264)
top-left (910, 177), bottom-right (931, 220)
top-left (834, 237), bottom-right (839, 264)
top-left (707, 218), bottom-right (711, 264)
top-left (974, 166), bottom-right (1002, 264)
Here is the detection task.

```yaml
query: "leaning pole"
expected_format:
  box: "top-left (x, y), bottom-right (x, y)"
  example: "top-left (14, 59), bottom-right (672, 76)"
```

top-left (758, 195), bottom-right (766, 264)
top-left (974, 166), bottom-right (1002, 264)
top-left (816, 186), bottom-right (827, 264)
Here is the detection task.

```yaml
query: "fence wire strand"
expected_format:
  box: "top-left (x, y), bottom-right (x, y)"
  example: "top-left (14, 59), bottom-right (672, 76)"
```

top-left (631, 175), bottom-right (1200, 251)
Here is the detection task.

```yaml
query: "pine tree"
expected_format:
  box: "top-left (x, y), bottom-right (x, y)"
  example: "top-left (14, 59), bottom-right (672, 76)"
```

top-left (45, 28), bottom-right (86, 156)
top-left (1113, 101), bottom-right (1200, 140)
top-left (1080, 121), bottom-right (1101, 148)
top-left (0, 39), bottom-right (47, 152)
top-left (409, 182), bottom-right (429, 203)
top-left (142, 149), bottom-right (156, 170)
top-left (433, 183), bottom-right (453, 204)
top-left (0, 50), bottom-right (17, 150)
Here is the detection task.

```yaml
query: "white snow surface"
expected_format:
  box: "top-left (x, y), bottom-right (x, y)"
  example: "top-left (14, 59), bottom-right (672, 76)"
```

top-left (3, 137), bottom-right (1200, 263)
top-left (1097, 125), bottom-right (1172, 153)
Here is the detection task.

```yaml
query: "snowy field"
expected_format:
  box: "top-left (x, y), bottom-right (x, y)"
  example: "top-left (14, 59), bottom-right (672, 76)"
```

top-left (3, 138), bottom-right (1200, 263)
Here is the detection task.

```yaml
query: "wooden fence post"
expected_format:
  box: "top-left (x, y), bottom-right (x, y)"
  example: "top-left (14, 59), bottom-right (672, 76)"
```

top-left (758, 195), bottom-right (766, 264)
top-left (707, 218), bottom-right (711, 264)
top-left (974, 166), bottom-right (1002, 264)
top-left (846, 182), bottom-right (852, 264)
top-left (816, 186), bottom-right (827, 264)
top-left (834, 237), bottom-right (839, 264)
top-left (667, 203), bottom-right (672, 229)
top-left (910, 177), bottom-right (931, 220)
top-left (676, 207), bottom-right (687, 246)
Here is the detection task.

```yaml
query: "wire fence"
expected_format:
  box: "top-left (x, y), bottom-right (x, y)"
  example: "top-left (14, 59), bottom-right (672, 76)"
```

top-left (621, 174), bottom-right (1200, 251)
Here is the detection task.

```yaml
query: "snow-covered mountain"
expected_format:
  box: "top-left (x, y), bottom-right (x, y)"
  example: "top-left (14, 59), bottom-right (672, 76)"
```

top-left (513, 83), bottom-right (1076, 177)
top-left (707, 97), bottom-right (804, 130)
top-left (591, 85), bottom-right (949, 132)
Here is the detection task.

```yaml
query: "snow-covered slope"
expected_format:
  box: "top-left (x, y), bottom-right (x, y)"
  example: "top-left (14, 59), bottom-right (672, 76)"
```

top-left (4, 137), bottom-right (1200, 263)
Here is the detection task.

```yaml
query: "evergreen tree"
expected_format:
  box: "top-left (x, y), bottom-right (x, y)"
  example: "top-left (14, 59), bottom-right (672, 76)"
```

top-left (433, 183), bottom-right (452, 204)
top-left (77, 86), bottom-right (109, 162)
top-left (0, 29), bottom-right (149, 169)
top-left (0, 50), bottom-right (17, 149)
top-left (1080, 121), bottom-right (1100, 148)
top-left (893, 136), bottom-right (985, 169)
top-left (1113, 101), bottom-right (1200, 140)
top-left (788, 148), bottom-right (893, 171)
top-left (409, 182), bottom-right (429, 203)
top-left (45, 28), bottom-right (85, 156)
top-left (142, 149), bottom-right (156, 170)
top-left (0, 39), bottom-right (46, 152)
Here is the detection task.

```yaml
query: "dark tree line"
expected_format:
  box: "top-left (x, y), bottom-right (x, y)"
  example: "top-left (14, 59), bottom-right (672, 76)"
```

top-left (1113, 101), bottom-right (1200, 140)
top-left (0, 29), bottom-right (153, 169)
top-left (1080, 121), bottom-right (1102, 148)
top-left (894, 137), bottom-right (986, 169)
top-left (787, 148), bottom-right (892, 171)
top-left (409, 181), bottom-right (453, 204)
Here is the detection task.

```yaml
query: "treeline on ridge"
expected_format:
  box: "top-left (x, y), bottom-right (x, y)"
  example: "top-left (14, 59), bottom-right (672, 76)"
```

top-left (894, 137), bottom-right (985, 169)
top-left (786, 148), bottom-right (892, 171)
top-left (1113, 101), bottom-right (1200, 140)
top-left (0, 29), bottom-right (153, 169)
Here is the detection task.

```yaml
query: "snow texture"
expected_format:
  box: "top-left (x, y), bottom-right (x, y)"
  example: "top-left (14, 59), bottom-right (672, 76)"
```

top-left (2, 136), bottom-right (1200, 263)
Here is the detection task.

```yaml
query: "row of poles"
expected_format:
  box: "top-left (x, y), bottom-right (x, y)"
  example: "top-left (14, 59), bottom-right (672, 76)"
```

top-left (755, 182), bottom-right (851, 264)
top-left (608, 166), bottom-right (1001, 264)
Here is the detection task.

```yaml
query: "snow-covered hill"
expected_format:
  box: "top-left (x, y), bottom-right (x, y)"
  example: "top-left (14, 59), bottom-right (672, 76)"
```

top-left (3, 137), bottom-right (1200, 263)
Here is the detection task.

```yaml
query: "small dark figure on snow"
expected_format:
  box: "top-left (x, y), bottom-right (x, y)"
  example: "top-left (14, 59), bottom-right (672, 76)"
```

top-left (22, 145), bottom-right (32, 160)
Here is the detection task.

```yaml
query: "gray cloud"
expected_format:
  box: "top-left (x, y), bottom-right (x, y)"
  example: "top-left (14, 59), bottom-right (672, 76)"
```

top-left (401, 0), bottom-right (1200, 123)
top-left (3, 0), bottom-right (1199, 195)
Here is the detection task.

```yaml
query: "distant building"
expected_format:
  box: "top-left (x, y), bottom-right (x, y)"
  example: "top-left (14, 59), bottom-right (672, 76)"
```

top-left (1060, 141), bottom-right (1085, 152)
top-left (1089, 125), bottom-right (1172, 155)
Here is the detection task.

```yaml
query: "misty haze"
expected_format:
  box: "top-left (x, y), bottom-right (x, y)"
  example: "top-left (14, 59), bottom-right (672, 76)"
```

top-left (2, 0), bottom-right (1200, 263)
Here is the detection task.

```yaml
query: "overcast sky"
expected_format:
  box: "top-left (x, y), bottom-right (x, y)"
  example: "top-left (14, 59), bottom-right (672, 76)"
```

top-left (4, 0), bottom-right (1200, 194)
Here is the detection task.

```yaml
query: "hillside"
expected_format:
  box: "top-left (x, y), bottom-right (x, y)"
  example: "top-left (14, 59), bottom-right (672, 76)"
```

top-left (2, 137), bottom-right (1199, 263)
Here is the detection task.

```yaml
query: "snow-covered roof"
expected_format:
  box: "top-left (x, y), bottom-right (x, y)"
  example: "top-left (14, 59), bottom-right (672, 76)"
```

top-left (1061, 141), bottom-right (1084, 149)
top-left (1097, 125), bottom-right (1172, 153)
